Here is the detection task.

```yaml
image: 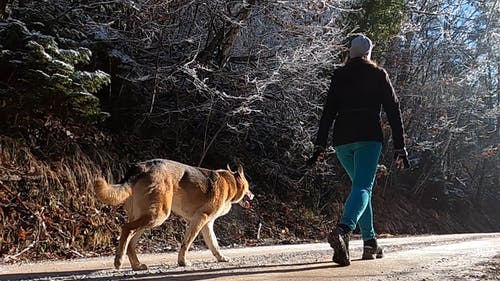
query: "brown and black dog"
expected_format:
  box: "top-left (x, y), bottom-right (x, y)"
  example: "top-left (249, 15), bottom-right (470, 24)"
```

top-left (94, 159), bottom-right (253, 270)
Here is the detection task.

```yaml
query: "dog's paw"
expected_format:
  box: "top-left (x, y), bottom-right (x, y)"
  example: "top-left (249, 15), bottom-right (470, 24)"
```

top-left (217, 256), bottom-right (230, 262)
top-left (132, 263), bottom-right (148, 271)
top-left (177, 259), bottom-right (190, 267)
top-left (114, 256), bottom-right (123, 269)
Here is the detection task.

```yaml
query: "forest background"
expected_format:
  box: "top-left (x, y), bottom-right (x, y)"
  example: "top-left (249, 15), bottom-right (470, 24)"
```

top-left (0, 0), bottom-right (498, 262)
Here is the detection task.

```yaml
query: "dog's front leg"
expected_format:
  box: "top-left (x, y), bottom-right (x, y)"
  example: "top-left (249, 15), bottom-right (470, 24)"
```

top-left (178, 212), bottom-right (210, 266)
top-left (201, 220), bottom-right (229, 262)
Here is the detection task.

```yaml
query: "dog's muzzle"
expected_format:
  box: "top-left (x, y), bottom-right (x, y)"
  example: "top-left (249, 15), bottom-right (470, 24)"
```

top-left (239, 190), bottom-right (254, 209)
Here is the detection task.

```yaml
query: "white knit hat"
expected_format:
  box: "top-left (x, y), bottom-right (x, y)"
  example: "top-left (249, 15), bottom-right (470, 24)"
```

top-left (349, 35), bottom-right (373, 59)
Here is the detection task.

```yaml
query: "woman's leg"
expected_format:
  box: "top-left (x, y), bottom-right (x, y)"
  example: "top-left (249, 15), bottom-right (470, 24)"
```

top-left (337, 141), bottom-right (381, 232)
top-left (358, 199), bottom-right (375, 240)
top-left (335, 144), bottom-right (355, 181)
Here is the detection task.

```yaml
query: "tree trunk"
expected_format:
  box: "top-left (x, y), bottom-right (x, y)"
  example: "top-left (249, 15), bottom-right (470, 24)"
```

top-left (196, 0), bottom-right (256, 67)
top-left (0, 0), bottom-right (10, 19)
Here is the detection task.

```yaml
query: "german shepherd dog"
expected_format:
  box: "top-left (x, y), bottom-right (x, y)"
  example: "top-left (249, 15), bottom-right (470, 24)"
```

top-left (94, 159), bottom-right (254, 270)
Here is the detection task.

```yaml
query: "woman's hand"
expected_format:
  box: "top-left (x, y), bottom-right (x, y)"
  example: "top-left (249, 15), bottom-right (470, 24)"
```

top-left (394, 148), bottom-right (410, 169)
top-left (308, 146), bottom-right (326, 166)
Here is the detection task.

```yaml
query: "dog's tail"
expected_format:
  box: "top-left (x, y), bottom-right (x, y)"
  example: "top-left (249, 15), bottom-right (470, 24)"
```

top-left (94, 177), bottom-right (132, 206)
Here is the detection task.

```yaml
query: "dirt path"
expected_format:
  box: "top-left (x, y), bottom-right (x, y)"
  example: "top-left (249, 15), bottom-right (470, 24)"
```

top-left (1, 233), bottom-right (499, 280)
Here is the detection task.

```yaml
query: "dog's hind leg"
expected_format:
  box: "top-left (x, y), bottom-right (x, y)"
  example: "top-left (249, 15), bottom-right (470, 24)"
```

top-left (126, 229), bottom-right (147, 270)
top-left (115, 215), bottom-right (152, 269)
top-left (201, 219), bottom-right (229, 262)
top-left (178, 212), bottom-right (210, 266)
top-left (125, 210), bottom-right (169, 270)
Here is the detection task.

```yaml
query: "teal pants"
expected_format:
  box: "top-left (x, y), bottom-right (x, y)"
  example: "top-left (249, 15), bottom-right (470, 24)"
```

top-left (335, 141), bottom-right (382, 241)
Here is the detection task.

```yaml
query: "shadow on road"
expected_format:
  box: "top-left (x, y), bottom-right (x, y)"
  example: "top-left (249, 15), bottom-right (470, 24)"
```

top-left (1, 269), bottom-right (100, 281)
top-left (1, 261), bottom-right (345, 281)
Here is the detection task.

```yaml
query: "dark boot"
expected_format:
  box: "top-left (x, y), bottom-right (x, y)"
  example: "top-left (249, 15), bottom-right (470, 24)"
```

top-left (327, 224), bottom-right (352, 266)
top-left (362, 238), bottom-right (384, 260)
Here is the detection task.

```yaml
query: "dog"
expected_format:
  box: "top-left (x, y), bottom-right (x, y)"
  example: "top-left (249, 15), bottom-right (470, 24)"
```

top-left (94, 159), bottom-right (254, 270)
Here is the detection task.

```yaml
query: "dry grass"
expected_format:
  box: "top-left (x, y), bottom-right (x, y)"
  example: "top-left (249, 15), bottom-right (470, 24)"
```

top-left (0, 135), bottom-right (123, 262)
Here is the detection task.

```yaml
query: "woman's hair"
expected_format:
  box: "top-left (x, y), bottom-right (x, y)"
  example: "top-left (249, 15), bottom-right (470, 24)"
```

top-left (344, 55), bottom-right (378, 67)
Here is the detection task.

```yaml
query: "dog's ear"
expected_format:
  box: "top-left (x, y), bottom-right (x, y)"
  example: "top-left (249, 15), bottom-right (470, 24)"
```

top-left (237, 165), bottom-right (244, 177)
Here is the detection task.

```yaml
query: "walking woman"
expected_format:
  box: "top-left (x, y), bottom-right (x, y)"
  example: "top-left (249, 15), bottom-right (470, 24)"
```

top-left (310, 35), bottom-right (409, 266)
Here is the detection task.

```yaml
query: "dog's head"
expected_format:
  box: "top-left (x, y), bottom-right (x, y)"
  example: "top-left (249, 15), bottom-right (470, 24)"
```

top-left (229, 164), bottom-right (254, 208)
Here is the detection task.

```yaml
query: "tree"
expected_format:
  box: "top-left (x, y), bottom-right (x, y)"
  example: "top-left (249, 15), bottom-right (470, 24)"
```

top-left (0, 20), bottom-right (110, 125)
top-left (346, 0), bottom-right (407, 49)
top-left (382, 0), bottom-right (499, 210)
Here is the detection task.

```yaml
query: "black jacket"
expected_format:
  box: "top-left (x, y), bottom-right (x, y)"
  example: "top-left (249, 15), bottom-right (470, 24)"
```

top-left (314, 58), bottom-right (405, 150)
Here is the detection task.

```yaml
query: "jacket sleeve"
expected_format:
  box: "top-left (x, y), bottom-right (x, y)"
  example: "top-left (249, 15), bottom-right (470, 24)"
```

top-left (314, 76), bottom-right (338, 149)
top-left (380, 69), bottom-right (405, 150)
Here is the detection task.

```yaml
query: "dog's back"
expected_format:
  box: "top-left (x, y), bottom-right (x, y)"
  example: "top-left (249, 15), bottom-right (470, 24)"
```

top-left (118, 159), bottom-right (167, 184)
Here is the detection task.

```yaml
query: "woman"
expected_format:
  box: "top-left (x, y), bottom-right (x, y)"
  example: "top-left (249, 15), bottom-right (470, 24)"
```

top-left (310, 34), bottom-right (409, 266)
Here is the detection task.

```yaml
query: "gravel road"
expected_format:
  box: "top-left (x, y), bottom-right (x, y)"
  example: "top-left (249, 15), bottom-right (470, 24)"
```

top-left (1, 233), bottom-right (499, 281)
